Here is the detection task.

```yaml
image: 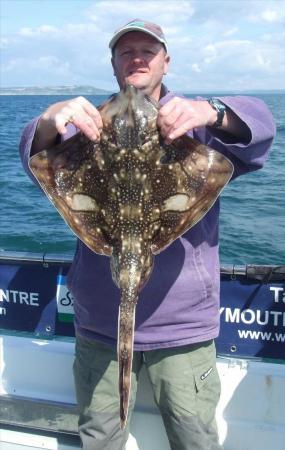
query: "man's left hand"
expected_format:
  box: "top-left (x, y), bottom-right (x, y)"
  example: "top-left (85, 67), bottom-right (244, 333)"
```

top-left (157, 97), bottom-right (217, 144)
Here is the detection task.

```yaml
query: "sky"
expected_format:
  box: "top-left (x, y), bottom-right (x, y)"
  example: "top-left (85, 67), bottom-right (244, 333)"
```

top-left (1, 0), bottom-right (285, 92)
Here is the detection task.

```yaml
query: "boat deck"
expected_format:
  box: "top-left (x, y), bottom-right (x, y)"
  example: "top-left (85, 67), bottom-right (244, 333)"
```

top-left (0, 252), bottom-right (284, 449)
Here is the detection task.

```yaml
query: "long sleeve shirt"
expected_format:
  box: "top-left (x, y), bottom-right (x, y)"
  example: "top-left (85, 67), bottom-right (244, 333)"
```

top-left (19, 91), bottom-right (276, 350)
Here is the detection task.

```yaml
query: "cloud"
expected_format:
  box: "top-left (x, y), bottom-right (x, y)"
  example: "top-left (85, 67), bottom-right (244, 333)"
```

top-left (86, 1), bottom-right (195, 27)
top-left (2, 55), bottom-right (73, 86)
top-left (17, 27), bottom-right (37, 37)
top-left (191, 63), bottom-right (201, 73)
top-left (1, 0), bottom-right (285, 91)
top-left (203, 44), bottom-right (217, 64)
top-left (198, 39), bottom-right (278, 81)
top-left (247, 2), bottom-right (285, 24)
top-left (223, 27), bottom-right (238, 37)
top-left (17, 25), bottom-right (59, 36)
top-left (0, 37), bottom-right (9, 49)
top-left (261, 9), bottom-right (278, 22)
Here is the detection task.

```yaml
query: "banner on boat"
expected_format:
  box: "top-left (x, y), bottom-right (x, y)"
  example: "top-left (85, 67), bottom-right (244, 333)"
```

top-left (218, 277), bottom-right (285, 358)
top-left (0, 259), bottom-right (72, 338)
top-left (0, 256), bottom-right (284, 359)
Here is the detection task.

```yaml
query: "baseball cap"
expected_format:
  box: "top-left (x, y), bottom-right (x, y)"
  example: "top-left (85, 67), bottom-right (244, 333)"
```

top-left (109, 19), bottom-right (168, 53)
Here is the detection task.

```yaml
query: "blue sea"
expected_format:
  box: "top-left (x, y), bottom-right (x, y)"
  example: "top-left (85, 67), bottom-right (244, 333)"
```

top-left (0, 93), bottom-right (284, 265)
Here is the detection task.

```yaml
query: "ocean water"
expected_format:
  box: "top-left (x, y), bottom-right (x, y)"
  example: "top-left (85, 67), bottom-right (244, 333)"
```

top-left (0, 93), bottom-right (284, 265)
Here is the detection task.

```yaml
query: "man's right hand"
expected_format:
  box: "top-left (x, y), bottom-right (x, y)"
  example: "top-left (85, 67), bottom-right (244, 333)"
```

top-left (32, 96), bottom-right (103, 153)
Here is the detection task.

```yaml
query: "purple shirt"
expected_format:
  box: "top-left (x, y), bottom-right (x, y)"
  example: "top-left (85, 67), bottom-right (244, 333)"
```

top-left (19, 92), bottom-right (275, 350)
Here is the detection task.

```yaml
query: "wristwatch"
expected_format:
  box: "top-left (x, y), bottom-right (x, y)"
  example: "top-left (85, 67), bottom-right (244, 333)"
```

top-left (207, 98), bottom-right (226, 128)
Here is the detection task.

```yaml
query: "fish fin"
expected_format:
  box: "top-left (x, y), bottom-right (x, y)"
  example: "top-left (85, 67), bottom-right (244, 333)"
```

top-left (118, 303), bottom-right (136, 429)
top-left (151, 135), bottom-right (233, 254)
top-left (29, 133), bottom-right (112, 256)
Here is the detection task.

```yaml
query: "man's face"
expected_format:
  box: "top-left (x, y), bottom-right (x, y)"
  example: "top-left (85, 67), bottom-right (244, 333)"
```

top-left (111, 31), bottom-right (170, 100)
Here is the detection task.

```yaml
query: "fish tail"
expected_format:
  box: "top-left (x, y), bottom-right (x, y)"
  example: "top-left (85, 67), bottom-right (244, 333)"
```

top-left (118, 300), bottom-right (136, 429)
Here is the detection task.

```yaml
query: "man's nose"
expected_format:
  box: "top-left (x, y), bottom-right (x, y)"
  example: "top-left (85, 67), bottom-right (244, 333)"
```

top-left (131, 52), bottom-right (145, 63)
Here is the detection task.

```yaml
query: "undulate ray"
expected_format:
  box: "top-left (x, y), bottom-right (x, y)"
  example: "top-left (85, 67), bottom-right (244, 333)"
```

top-left (29, 85), bottom-right (233, 429)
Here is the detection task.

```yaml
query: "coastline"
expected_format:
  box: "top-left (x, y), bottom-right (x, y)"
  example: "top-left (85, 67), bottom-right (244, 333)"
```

top-left (1, 86), bottom-right (284, 96)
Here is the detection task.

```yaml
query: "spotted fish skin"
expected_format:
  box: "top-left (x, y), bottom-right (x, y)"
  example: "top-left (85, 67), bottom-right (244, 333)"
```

top-left (99, 89), bottom-right (162, 426)
top-left (29, 84), bottom-right (234, 429)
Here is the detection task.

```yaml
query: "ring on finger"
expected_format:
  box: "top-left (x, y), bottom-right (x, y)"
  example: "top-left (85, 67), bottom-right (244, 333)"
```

top-left (68, 114), bottom-right (76, 123)
top-left (85, 118), bottom-right (93, 126)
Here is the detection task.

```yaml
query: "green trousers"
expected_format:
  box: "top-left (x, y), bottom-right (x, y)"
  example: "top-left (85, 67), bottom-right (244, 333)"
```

top-left (73, 335), bottom-right (222, 450)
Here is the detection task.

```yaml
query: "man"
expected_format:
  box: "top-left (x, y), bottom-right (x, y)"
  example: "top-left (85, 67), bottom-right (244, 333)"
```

top-left (20, 19), bottom-right (275, 450)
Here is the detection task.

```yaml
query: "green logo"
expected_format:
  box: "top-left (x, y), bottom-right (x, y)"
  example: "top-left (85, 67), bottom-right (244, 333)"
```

top-left (128, 21), bottom-right (145, 28)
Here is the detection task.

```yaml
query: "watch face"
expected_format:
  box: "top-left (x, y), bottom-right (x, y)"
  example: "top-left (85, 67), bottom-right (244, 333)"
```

top-left (212, 99), bottom-right (225, 111)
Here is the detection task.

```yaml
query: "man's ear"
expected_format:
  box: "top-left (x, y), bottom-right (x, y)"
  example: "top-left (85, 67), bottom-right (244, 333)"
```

top-left (111, 57), bottom-right (115, 75)
top-left (164, 54), bottom-right (170, 75)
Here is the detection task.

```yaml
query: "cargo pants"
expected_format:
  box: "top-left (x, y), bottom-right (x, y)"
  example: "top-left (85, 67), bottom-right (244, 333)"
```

top-left (73, 335), bottom-right (222, 450)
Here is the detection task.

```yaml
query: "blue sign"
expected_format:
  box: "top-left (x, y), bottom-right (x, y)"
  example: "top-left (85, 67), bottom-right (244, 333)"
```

top-left (218, 276), bottom-right (285, 359)
top-left (0, 259), bottom-right (74, 338)
top-left (0, 255), bottom-right (284, 360)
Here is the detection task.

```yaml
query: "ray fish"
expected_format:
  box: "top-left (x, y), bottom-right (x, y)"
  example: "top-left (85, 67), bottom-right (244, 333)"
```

top-left (29, 85), bottom-right (233, 429)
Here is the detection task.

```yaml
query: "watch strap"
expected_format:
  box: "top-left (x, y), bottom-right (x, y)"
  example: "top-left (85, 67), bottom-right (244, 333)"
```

top-left (207, 98), bottom-right (226, 128)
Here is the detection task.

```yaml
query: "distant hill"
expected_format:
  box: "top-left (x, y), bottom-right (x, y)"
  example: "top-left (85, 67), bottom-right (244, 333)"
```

top-left (0, 85), bottom-right (112, 95)
top-left (1, 86), bottom-right (284, 96)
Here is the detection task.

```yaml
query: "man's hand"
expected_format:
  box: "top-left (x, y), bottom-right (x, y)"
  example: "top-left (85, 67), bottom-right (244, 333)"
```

top-left (32, 96), bottom-right (103, 154)
top-left (40, 96), bottom-right (103, 141)
top-left (157, 97), bottom-right (217, 144)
